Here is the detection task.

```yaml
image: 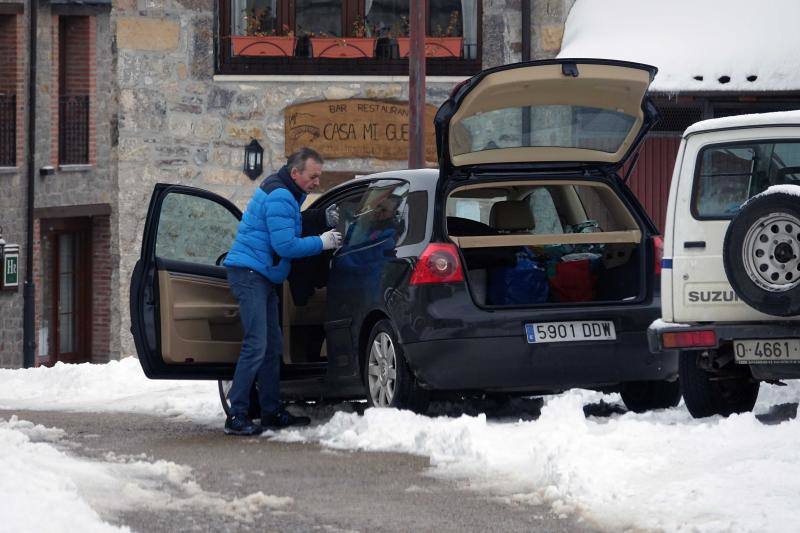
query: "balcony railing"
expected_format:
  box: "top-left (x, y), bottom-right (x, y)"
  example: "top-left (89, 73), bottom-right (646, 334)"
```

top-left (0, 93), bottom-right (15, 167)
top-left (59, 95), bottom-right (89, 165)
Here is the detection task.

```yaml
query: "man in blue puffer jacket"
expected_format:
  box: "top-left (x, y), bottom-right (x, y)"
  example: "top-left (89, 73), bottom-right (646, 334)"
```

top-left (223, 147), bottom-right (341, 436)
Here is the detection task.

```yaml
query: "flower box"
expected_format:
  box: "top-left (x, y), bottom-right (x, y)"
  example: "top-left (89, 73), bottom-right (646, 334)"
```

top-left (310, 37), bottom-right (377, 59)
top-left (396, 37), bottom-right (463, 58)
top-left (231, 36), bottom-right (297, 57)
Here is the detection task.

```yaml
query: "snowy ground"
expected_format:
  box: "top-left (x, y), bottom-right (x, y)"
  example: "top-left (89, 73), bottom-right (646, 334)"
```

top-left (2, 358), bottom-right (800, 532)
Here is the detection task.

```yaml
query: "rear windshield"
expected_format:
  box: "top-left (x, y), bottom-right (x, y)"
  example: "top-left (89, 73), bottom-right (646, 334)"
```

top-left (452, 105), bottom-right (637, 156)
top-left (693, 141), bottom-right (800, 219)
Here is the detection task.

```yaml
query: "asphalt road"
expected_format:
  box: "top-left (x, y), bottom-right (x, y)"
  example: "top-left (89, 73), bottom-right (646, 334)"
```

top-left (2, 409), bottom-right (602, 533)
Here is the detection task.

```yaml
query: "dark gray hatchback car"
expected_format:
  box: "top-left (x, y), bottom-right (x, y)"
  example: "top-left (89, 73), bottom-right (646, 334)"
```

top-left (130, 59), bottom-right (679, 415)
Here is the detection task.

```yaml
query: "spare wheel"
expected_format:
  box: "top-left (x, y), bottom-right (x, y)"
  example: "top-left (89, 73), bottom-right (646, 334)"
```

top-left (723, 190), bottom-right (800, 316)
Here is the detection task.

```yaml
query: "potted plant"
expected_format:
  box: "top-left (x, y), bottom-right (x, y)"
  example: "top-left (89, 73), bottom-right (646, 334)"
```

top-left (396, 11), bottom-right (463, 58)
top-left (310, 16), bottom-right (377, 58)
top-left (230, 8), bottom-right (296, 57)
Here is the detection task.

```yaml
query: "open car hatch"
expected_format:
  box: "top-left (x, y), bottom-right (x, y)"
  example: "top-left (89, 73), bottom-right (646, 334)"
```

top-left (435, 59), bottom-right (658, 174)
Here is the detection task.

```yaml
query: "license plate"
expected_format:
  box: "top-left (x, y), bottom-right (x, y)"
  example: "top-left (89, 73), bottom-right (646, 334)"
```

top-left (525, 321), bottom-right (616, 344)
top-left (734, 339), bottom-right (800, 364)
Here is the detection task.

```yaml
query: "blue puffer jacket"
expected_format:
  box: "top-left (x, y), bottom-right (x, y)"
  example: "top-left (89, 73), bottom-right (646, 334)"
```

top-left (224, 167), bottom-right (323, 283)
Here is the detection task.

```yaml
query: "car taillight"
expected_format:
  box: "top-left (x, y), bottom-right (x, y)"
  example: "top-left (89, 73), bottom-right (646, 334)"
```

top-left (653, 235), bottom-right (664, 276)
top-left (662, 330), bottom-right (717, 349)
top-left (409, 243), bottom-right (465, 285)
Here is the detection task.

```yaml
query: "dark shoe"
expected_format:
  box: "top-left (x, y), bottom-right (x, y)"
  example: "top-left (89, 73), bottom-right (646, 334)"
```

top-left (224, 415), bottom-right (263, 436)
top-left (262, 409), bottom-right (311, 430)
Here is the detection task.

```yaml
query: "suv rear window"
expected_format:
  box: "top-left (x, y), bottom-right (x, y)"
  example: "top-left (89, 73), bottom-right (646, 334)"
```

top-left (693, 141), bottom-right (800, 219)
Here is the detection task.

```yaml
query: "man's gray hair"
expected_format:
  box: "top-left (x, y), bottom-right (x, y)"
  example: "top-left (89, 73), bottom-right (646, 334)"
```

top-left (287, 147), bottom-right (324, 173)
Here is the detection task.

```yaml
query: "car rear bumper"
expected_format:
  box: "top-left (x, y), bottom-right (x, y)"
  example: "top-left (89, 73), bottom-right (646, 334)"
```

top-left (402, 332), bottom-right (678, 392)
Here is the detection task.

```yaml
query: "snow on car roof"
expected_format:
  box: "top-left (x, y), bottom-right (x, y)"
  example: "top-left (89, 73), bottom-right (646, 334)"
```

top-left (683, 109), bottom-right (800, 136)
top-left (558, 0), bottom-right (800, 93)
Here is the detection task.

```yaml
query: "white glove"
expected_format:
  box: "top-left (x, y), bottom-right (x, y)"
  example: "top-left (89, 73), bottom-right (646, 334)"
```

top-left (325, 204), bottom-right (340, 227)
top-left (320, 229), bottom-right (342, 250)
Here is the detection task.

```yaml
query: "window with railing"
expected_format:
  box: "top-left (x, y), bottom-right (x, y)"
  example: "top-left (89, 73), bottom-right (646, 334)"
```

top-left (58, 16), bottom-right (92, 165)
top-left (59, 95), bottom-right (89, 165)
top-left (0, 93), bottom-right (14, 166)
top-left (218, 0), bottom-right (481, 75)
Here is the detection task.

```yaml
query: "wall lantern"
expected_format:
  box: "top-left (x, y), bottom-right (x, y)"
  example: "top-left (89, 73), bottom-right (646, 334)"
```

top-left (243, 139), bottom-right (264, 180)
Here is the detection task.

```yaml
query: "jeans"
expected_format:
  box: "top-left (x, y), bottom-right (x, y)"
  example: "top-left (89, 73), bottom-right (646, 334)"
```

top-left (226, 266), bottom-right (282, 418)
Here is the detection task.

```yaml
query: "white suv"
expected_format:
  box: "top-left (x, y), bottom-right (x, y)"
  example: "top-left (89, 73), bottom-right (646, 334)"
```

top-left (649, 111), bottom-right (800, 418)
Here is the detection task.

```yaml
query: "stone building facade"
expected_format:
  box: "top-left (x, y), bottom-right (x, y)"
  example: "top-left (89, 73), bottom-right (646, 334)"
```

top-left (2, 0), bottom-right (576, 365)
top-left (0, 0), bottom-right (118, 367)
top-left (113, 0), bottom-right (575, 357)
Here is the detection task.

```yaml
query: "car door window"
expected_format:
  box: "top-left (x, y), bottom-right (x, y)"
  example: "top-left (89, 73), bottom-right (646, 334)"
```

top-left (155, 191), bottom-right (240, 265)
top-left (342, 180), bottom-right (411, 250)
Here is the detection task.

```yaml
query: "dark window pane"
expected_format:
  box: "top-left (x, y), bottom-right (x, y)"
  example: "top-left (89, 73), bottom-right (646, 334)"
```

top-left (366, 0), bottom-right (409, 38)
top-left (430, 0), bottom-right (477, 58)
top-left (694, 141), bottom-right (800, 218)
top-left (233, 0), bottom-right (278, 36)
top-left (296, 0), bottom-right (342, 37)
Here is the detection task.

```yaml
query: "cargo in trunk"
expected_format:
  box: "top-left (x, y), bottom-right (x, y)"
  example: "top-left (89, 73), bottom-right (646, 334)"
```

top-left (445, 180), bottom-right (645, 307)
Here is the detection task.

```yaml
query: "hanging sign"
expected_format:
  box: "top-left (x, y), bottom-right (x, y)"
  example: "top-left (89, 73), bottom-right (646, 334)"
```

top-left (284, 99), bottom-right (438, 162)
top-left (1, 244), bottom-right (19, 290)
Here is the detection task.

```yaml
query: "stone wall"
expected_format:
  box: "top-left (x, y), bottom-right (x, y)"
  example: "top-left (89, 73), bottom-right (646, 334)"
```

top-left (0, 5), bottom-right (27, 367)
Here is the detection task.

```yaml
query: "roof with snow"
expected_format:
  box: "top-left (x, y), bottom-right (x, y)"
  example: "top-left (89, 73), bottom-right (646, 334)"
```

top-left (684, 110), bottom-right (800, 136)
top-left (557, 0), bottom-right (800, 93)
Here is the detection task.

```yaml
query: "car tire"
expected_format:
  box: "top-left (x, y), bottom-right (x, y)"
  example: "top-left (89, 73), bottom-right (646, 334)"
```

top-left (723, 191), bottom-right (800, 316)
top-left (620, 380), bottom-right (681, 413)
top-left (364, 319), bottom-right (430, 414)
top-left (679, 351), bottom-right (760, 418)
top-left (218, 380), bottom-right (262, 420)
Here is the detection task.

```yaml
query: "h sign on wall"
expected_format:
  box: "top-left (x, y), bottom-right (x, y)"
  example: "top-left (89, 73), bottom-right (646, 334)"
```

top-left (2, 244), bottom-right (19, 290)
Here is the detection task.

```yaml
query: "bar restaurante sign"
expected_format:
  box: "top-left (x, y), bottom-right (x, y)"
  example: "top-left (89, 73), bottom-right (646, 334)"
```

top-left (284, 99), bottom-right (437, 162)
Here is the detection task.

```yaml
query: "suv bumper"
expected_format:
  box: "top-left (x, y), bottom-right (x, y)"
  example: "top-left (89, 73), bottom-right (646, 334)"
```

top-left (649, 321), bottom-right (800, 380)
top-left (648, 321), bottom-right (800, 353)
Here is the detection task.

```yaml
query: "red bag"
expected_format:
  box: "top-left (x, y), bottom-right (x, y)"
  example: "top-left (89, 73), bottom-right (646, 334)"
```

top-left (549, 259), bottom-right (597, 302)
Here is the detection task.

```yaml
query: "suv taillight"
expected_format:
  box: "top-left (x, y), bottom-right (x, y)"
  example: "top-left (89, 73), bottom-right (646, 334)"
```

top-left (653, 236), bottom-right (664, 276)
top-left (409, 243), bottom-right (465, 285)
top-left (662, 330), bottom-right (717, 349)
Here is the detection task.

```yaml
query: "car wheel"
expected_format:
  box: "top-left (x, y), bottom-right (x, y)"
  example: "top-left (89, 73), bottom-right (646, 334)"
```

top-left (723, 191), bottom-right (800, 316)
top-left (364, 319), bottom-right (430, 414)
top-left (679, 351), bottom-right (760, 418)
top-left (217, 380), bottom-right (262, 420)
top-left (620, 380), bottom-right (681, 413)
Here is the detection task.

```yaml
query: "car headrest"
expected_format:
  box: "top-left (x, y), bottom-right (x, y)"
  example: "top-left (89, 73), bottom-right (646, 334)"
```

top-left (489, 200), bottom-right (535, 232)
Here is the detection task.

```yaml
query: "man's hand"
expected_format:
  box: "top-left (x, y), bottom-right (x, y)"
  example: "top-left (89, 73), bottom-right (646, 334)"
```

top-left (325, 203), bottom-right (340, 227)
top-left (320, 229), bottom-right (342, 250)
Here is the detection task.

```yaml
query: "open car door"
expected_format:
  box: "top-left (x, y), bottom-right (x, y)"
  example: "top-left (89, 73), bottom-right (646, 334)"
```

top-left (130, 184), bottom-right (243, 379)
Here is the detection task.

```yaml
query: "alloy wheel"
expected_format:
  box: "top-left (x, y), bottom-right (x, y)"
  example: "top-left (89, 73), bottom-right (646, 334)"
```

top-left (367, 331), bottom-right (398, 407)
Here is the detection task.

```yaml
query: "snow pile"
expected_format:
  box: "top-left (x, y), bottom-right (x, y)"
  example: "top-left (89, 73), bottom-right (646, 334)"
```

top-left (0, 415), bottom-right (292, 533)
top-left (3, 359), bottom-right (800, 531)
top-left (0, 358), bottom-right (223, 423)
top-left (1, 417), bottom-right (130, 533)
top-left (558, 0), bottom-right (800, 92)
top-left (280, 389), bottom-right (800, 532)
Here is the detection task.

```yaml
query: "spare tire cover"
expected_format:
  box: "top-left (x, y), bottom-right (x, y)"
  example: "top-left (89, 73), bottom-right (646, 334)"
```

top-left (723, 189), bottom-right (800, 316)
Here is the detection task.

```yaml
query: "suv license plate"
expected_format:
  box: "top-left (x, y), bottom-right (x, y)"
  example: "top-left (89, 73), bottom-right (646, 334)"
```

top-left (734, 339), bottom-right (800, 364)
top-left (525, 321), bottom-right (616, 344)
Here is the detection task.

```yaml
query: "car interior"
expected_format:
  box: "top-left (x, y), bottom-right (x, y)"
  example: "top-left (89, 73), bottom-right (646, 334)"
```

top-left (446, 180), bottom-right (645, 306)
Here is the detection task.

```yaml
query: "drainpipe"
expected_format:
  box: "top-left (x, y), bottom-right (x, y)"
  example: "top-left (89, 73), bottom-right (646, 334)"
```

top-left (521, 0), bottom-right (531, 145)
top-left (22, 0), bottom-right (38, 368)
top-left (407, 0), bottom-right (426, 169)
